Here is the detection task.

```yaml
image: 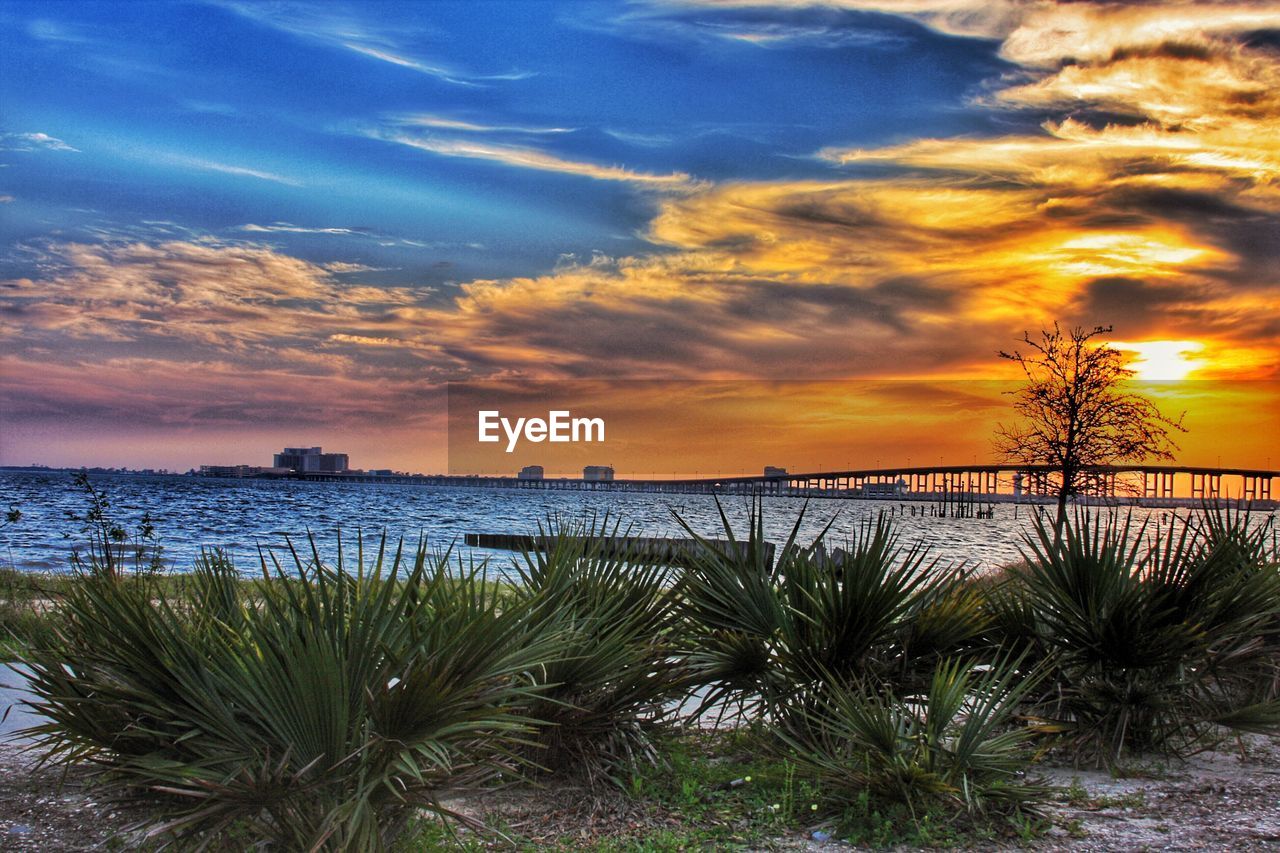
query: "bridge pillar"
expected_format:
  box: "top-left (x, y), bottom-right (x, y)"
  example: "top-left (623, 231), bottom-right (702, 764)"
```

top-left (1191, 473), bottom-right (1222, 500)
top-left (1241, 475), bottom-right (1274, 502)
top-left (1148, 471), bottom-right (1174, 498)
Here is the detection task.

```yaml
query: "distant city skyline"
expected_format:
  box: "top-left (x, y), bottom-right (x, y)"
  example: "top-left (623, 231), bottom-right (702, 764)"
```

top-left (2, 1), bottom-right (1278, 472)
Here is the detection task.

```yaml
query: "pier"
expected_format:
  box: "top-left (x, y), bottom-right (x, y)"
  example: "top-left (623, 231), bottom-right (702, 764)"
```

top-left (291, 463), bottom-right (1279, 509)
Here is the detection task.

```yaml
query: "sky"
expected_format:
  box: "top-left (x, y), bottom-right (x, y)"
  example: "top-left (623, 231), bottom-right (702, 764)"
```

top-left (0, 0), bottom-right (1277, 475)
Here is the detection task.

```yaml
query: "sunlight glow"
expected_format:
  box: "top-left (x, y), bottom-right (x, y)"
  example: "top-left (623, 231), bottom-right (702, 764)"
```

top-left (1053, 232), bottom-right (1208, 277)
top-left (1111, 340), bottom-right (1208, 380)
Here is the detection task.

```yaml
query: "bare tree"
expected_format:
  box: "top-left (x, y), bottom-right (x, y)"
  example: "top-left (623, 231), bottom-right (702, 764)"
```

top-left (995, 324), bottom-right (1186, 528)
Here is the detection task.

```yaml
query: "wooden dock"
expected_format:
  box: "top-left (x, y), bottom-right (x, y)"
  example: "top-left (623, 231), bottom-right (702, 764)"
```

top-left (464, 533), bottom-right (775, 567)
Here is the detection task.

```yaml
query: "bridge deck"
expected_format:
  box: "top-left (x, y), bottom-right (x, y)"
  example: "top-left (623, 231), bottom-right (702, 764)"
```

top-left (276, 463), bottom-right (1278, 506)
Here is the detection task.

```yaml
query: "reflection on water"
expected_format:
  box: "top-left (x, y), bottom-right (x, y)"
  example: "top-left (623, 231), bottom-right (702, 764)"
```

top-left (0, 471), bottom-right (1259, 579)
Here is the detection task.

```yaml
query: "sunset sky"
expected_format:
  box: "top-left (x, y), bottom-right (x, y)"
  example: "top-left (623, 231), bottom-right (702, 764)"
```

top-left (1, 1), bottom-right (1277, 475)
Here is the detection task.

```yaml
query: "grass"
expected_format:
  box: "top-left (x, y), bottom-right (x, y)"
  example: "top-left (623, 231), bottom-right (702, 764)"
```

top-left (1, 566), bottom-right (214, 658)
top-left (393, 726), bottom-right (1028, 850)
top-left (0, 564), bottom-right (523, 661)
top-left (626, 729), bottom-right (820, 835)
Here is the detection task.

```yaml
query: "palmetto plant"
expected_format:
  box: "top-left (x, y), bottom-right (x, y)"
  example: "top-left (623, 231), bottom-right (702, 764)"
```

top-left (1011, 508), bottom-right (1280, 764)
top-left (510, 516), bottom-right (690, 784)
top-left (676, 500), bottom-right (990, 723)
top-left (778, 655), bottom-right (1047, 822)
top-left (17, 535), bottom-right (552, 851)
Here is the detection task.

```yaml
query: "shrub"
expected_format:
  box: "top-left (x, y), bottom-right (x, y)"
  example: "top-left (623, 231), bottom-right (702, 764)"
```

top-left (778, 655), bottom-right (1047, 827)
top-left (17, 535), bottom-right (552, 850)
top-left (676, 500), bottom-right (989, 723)
top-left (509, 517), bottom-right (690, 784)
top-left (1011, 508), bottom-right (1280, 764)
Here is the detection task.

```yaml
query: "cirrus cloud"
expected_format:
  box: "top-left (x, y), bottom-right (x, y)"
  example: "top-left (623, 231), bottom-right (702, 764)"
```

top-left (367, 128), bottom-right (697, 188)
top-left (0, 131), bottom-right (79, 152)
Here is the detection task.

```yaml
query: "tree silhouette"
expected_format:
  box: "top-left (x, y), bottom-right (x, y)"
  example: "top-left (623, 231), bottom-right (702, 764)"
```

top-left (995, 324), bottom-right (1186, 528)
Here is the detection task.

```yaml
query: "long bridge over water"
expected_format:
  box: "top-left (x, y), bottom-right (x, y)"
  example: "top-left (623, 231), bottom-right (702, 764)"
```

top-left (294, 463), bottom-right (1279, 508)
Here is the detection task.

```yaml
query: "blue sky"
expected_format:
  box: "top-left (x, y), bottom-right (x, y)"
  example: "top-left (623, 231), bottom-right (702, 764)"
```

top-left (0, 1), bottom-right (1008, 286)
top-left (2, 1), bottom-right (1277, 471)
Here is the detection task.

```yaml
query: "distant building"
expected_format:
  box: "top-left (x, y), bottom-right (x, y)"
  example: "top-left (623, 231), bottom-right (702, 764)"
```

top-left (763, 466), bottom-right (788, 478)
top-left (367, 469), bottom-right (395, 477)
top-left (518, 465), bottom-right (545, 480)
top-left (200, 464), bottom-right (254, 478)
top-left (199, 465), bottom-right (290, 478)
top-left (274, 446), bottom-right (349, 473)
top-left (583, 465), bottom-right (614, 482)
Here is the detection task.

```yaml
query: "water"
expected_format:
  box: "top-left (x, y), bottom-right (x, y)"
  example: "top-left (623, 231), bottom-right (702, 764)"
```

top-left (0, 470), bottom-right (1249, 579)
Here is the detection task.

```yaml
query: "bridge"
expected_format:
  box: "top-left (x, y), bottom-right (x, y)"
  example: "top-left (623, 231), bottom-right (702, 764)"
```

top-left (293, 463), bottom-right (1279, 508)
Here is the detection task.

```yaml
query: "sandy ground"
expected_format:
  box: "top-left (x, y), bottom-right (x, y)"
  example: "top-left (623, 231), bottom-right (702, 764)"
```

top-left (1, 670), bottom-right (149, 851)
top-left (0, 742), bottom-right (151, 852)
top-left (1033, 739), bottom-right (1280, 851)
top-left (4, 669), bottom-right (1280, 853)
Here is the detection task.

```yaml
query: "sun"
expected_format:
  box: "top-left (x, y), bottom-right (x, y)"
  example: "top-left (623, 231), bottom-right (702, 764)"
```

top-left (1109, 340), bottom-right (1207, 380)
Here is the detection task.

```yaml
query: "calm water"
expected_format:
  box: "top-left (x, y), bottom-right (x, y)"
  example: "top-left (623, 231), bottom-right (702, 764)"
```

top-left (0, 471), bottom-right (1251, 579)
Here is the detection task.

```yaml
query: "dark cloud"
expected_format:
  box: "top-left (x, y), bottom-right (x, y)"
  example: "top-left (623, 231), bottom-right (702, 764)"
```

top-left (1070, 277), bottom-right (1202, 333)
